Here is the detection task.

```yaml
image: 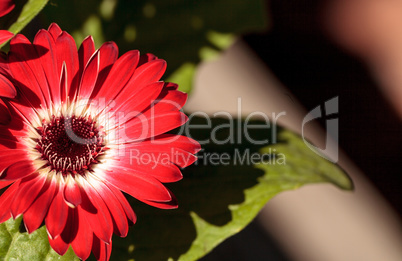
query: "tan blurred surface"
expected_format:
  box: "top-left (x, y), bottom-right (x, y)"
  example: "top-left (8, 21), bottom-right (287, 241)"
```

top-left (185, 40), bottom-right (402, 261)
top-left (324, 0), bottom-right (402, 118)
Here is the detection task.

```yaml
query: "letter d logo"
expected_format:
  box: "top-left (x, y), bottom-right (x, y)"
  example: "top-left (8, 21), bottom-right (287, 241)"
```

top-left (302, 96), bottom-right (339, 163)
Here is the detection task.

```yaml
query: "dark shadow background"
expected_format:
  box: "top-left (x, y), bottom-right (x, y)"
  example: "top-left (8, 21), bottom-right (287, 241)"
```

top-left (201, 220), bottom-right (290, 261)
top-left (204, 0), bottom-right (402, 260)
top-left (243, 0), bottom-right (402, 216)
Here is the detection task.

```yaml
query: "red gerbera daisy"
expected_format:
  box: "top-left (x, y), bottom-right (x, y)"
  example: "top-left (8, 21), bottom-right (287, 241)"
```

top-left (0, 23), bottom-right (200, 260)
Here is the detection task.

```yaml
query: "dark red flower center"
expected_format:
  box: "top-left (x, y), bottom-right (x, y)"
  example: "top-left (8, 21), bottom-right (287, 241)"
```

top-left (36, 115), bottom-right (105, 176)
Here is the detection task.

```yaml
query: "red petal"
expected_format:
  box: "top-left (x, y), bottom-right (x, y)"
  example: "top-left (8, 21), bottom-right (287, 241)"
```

top-left (78, 35), bottom-right (96, 78)
top-left (24, 178), bottom-right (58, 233)
top-left (0, 52), bottom-right (10, 76)
top-left (0, 130), bottom-right (28, 149)
top-left (118, 158), bottom-right (182, 183)
top-left (0, 0), bottom-right (14, 17)
top-left (119, 83), bottom-right (185, 125)
top-left (80, 178), bottom-right (113, 243)
top-left (0, 138), bottom-right (23, 150)
top-left (32, 29), bottom-right (62, 104)
top-left (33, 29), bottom-right (60, 104)
top-left (112, 81), bottom-right (164, 114)
top-left (45, 186), bottom-right (69, 238)
top-left (140, 190), bottom-right (178, 209)
top-left (93, 50), bottom-right (139, 101)
top-left (59, 207), bottom-right (79, 244)
top-left (59, 61), bottom-right (68, 103)
top-left (0, 73), bottom-right (16, 98)
top-left (8, 34), bottom-right (48, 108)
top-left (0, 160), bottom-right (36, 180)
top-left (106, 183), bottom-right (136, 225)
top-left (92, 236), bottom-right (112, 261)
top-left (110, 59), bottom-right (168, 112)
top-left (118, 85), bottom-right (189, 142)
top-left (124, 134), bottom-right (200, 168)
top-left (154, 88), bottom-right (188, 111)
top-left (90, 42), bottom-right (118, 99)
top-left (55, 32), bottom-right (79, 102)
top-left (124, 84), bottom-right (186, 121)
top-left (123, 111), bottom-right (188, 142)
top-left (100, 167), bottom-right (172, 202)
top-left (0, 99), bottom-right (11, 124)
top-left (48, 235), bottom-right (69, 256)
top-left (90, 179), bottom-right (129, 237)
top-left (73, 36), bottom-right (96, 98)
top-left (12, 33), bottom-right (53, 107)
top-left (164, 82), bottom-right (179, 90)
top-left (2, 97), bottom-right (36, 126)
top-left (71, 207), bottom-right (93, 260)
top-left (77, 50), bottom-right (99, 99)
top-left (0, 181), bottom-right (19, 223)
top-left (138, 53), bottom-right (158, 66)
top-left (0, 180), bottom-right (13, 190)
top-left (0, 30), bottom-right (13, 44)
top-left (130, 134), bottom-right (201, 154)
top-left (10, 174), bottom-right (46, 218)
top-left (140, 199), bottom-right (178, 209)
top-left (0, 113), bottom-right (29, 139)
top-left (127, 59), bottom-right (166, 89)
top-left (63, 176), bottom-right (82, 208)
top-left (48, 23), bottom-right (62, 40)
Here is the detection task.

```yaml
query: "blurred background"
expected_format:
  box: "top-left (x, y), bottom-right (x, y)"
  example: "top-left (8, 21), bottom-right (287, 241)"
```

top-left (3, 0), bottom-right (401, 260)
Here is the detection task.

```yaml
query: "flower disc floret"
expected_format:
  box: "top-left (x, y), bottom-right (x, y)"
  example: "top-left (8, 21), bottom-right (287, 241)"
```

top-left (36, 115), bottom-right (105, 176)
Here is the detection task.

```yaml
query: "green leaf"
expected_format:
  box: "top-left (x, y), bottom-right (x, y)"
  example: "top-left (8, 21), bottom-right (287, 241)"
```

top-left (7, 0), bottom-right (49, 34)
top-left (206, 31), bottom-right (236, 50)
top-left (256, 131), bottom-right (353, 191)
top-left (0, 216), bottom-right (79, 261)
top-left (166, 63), bottom-right (196, 94)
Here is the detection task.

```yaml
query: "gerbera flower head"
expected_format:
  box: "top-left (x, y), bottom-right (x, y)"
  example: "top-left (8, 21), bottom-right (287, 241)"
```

top-left (0, 23), bottom-right (200, 261)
